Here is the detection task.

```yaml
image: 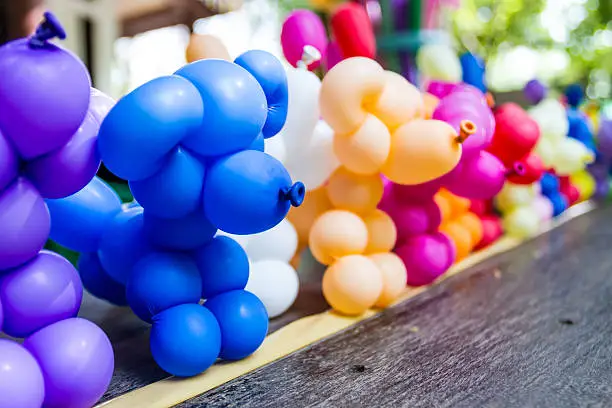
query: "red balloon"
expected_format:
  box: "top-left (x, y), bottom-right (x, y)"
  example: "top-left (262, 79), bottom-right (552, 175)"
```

top-left (330, 3), bottom-right (376, 59)
top-left (559, 178), bottom-right (580, 205)
top-left (469, 199), bottom-right (493, 216)
top-left (475, 215), bottom-right (503, 250)
top-left (506, 152), bottom-right (545, 185)
top-left (486, 103), bottom-right (540, 166)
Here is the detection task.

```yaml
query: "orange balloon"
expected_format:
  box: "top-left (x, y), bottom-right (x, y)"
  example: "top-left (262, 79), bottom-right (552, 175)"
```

top-left (186, 34), bottom-right (231, 63)
top-left (366, 71), bottom-right (424, 130)
top-left (320, 57), bottom-right (386, 135)
top-left (322, 255), bottom-right (383, 315)
top-left (290, 248), bottom-right (304, 270)
top-left (438, 189), bottom-right (470, 219)
top-left (309, 210), bottom-right (369, 265)
top-left (434, 192), bottom-right (452, 224)
top-left (326, 167), bottom-right (384, 214)
top-left (422, 93), bottom-right (440, 119)
top-left (456, 212), bottom-right (483, 248)
top-left (439, 221), bottom-right (473, 262)
top-left (333, 114), bottom-right (391, 175)
top-left (368, 253), bottom-right (407, 308)
top-left (363, 209), bottom-right (397, 253)
top-left (381, 119), bottom-right (463, 185)
top-left (288, 188), bottom-right (332, 245)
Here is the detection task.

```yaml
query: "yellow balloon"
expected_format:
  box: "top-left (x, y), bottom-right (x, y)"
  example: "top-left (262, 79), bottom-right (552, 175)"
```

top-left (570, 170), bottom-right (596, 202)
top-left (366, 71), bottom-right (424, 131)
top-left (326, 167), bottom-right (384, 214)
top-left (320, 57), bottom-right (386, 135)
top-left (502, 206), bottom-right (540, 239)
top-left (363, 209), bottom-right (397, 254)
top-left (495, 182), bottom-right (538, 213)
top-left (552, 138), bottom-right (595, 176)
top-left (333, 114), bottom-right (391, 175)
top-left (186, 34), bottom-right (231, 63)
top-left (534, 137), bottom-right (556, 169)
top-left (309, 210), bottom-right (369, 265)
top-left (416, 44), bottom-right (462, 82)
top-left (381, 119), bottom-right (464, 185)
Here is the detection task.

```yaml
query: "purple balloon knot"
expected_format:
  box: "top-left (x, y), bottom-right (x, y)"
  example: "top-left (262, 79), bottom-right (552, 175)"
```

top-left (281, 182), bottom-right (305, 207)
top-left (29, 11), bottom-right (66, 49)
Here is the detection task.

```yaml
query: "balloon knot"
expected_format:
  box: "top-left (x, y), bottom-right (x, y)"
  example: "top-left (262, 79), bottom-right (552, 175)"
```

top-left (29, 11), bottom-right (66, 49)
top-left (506, 162), bottom-right (526, 178)
top-left (486, 92), bottom-right (495, 108)
top-left (296, 45), bottom-right (322, 70)
top-left (282, 182), bottom-right (306, 207)
top-left (456, 120), bottom-right (476, 144)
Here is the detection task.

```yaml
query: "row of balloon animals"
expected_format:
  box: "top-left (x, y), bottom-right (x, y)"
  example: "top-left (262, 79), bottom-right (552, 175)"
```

top-left (0, 7), bottom-right (610, 408)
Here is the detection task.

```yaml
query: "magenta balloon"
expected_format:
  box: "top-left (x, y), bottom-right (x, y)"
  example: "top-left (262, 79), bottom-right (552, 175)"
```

top-left (281, 10), bottom-right (327, 70)
top-left (432, 90), bottom-right (495, 157)
top-left (25, 112), bottom-right (101, 199)
top-left (396, 232), bottom-right (456, 287)
top-left (0, 250), bottom-right (83, 338)
top-left (324, 41), bottom-right (343, 71)
top-left (391, 178), bottom-right (444, 203)
top-left (0, 130), bottom-right (18, 193)
top-left (445, 151), bottom-right (506, 200)
top-left (426, 81), bottom-right (458, 99)
top-left (387, 200), bottom-right (442, 243)
top-left (24, 318), bottom-right (114, 408)
top-left (0, 339), bottom-right (45, 408)
top-left (0, 178), bottom-right (50, 271)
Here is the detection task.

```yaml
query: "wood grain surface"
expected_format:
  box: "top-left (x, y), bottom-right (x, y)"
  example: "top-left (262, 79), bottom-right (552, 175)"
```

top-left (176, 205), bottom-right (612, 407)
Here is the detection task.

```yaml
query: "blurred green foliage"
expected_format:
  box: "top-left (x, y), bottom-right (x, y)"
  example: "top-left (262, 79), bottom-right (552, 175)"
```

top-left (452, 0), bottom-right (611, 85)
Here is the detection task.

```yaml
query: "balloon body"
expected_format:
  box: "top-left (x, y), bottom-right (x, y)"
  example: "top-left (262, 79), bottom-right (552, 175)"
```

top-left (487, 103), bottom-right (540, 166)
top-left (46, 176), bottom-right (122, 253)
top-left (553, 138), bottom-right (594, 176)
top-left (246, 260), bottom-right (299, 318)
top-left (396, 233), bottom-right (455, 287)
top-left (25, 111), bottom-right (101, 199)
top-left (531, 195), bottom-right (553, 221)
top-left (446, 151), bottom-right (506, 200)
top-left (325, 41), bottom-right (343, 71)
top-left (507, 152), bottom-right (545, 185)
top-left (476, 215), bottom-right (503, 249)
top-left (0, 130), bottom-right (18, 193)
top-left (204, 150), bottom-right (302, 235)
top-left (0, 178), bottom-right (50, 271)
top-left (523, 79), bottom-right (547, 105)
top-left (540, 173), bottom-right (560, 196)
top-left (143, 209), bottom-right (217, 251)
top-left (528, 98), bottom-right (568, 140)
top-left (369, 253), bottom-right (407, 308)
top-left (24, 318), bottom-right (114, 408)
top-left (331, 3), bottom-right (376, 59)
top-left (387, 200), bottom-right (441, 241)
top-left (460, 52), bottom-right (486, 92)
top-left (150, 304), bottom-right (221, 376)
top-left (0, 340), bottom-right (45, 408)
top-left (440, 221), bottom-right (473, 262)
top-left (281, 10), bottom-right (327, 70)
top-left (322, 255), bottom-right (383, 315)
top-left (495, 182), bottom-right (539, 213)
top-left (78, 252), bottom-right (127, 306)
top-left (417, 44), bottom-right (462, 83)
top-left (457, 212), bottom-right (484, 248)
top-left (326, 167), bottom-right (383, 214)
top-left (205, 290), bottom-right (269, 360)
top-left (127, 252), bottom-right (202, 323)
top-left (288, 187), bottom-right (332, 245)
top-left (186, 34), bottom-right (231, 63)
top-left (89, 87), bottom-right (116, 125)
top-left (309, 210), bottom-right (369, 265)
top-left (570, 170), bottom-right (596, 202)
top-left (363, 209), bottom-right (397, 253)
top-left (0, 250), bottom-right (83, 337)
top-left (503, 206), bottom-right (540, 238)
top-left (194, 236), bottom-right (249, 299)
top-left (597, 120), bottom-right (612, 158)
top-left (0, 38), bottom-right (91, 159)
top-left (548, 193), bottom-right (569, 217)
top-left (369, 71), bottom-right (424, 130)
top-left (243, 219), bottom-right (298, 263)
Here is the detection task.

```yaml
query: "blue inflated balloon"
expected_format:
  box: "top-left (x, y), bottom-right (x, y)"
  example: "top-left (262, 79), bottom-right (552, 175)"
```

top-left (234, 50), bottom-right (288, 138)
top-left (548, 193), bottom-right (568, 217)
top-left (150, 304), bottom-right (221, 377)
top-left (203, 150), bottom-right (305, 235)
top-left (143, 209), bottom-right (217, 250)
top-left (194, 236), bottom-right (249, 299)
top-left (460, 52), bottom-right (487, 93)
top-left (567, 108), bottom-right (595, 151)
top-left (78, 252), bottom-right (127, 306)
top-left (175, 59), bottom-right (267, 156)
top-left (540, 173), bottom-right (560, 197)
top-left (248, 132), bottom-right (265, 152)
top-left (204, 290), bottom-right (268, 360)
top-left (129, 147), bottom-right (206, 219)
top-left (46, 177), bottom-right (122, 253)
top-left (127, 252), bottom-right (202, 323)
top-left (98, 75), bottom-right (204, 181)
top-left (565, 83), bottom-right (583, 108)
top-left (97, 206), bottom-right (152, 284)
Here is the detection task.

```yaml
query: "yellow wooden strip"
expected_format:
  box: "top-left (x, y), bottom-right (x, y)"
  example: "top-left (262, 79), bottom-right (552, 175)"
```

top-left (98, 201), bottom-right (595, 408)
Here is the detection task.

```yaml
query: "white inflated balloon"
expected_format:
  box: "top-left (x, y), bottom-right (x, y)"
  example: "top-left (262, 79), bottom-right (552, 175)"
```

top-left (215, 230), bottom-right (252, 248)
top-left (552, 138), bottom-right (594, 175)
top-left (528, 98), bottom-right (568, 140)
top-left (264, 135), bottom-right (287, 164)
top-left (416, 44), bottom-right (462, 82)
top-left (89, 88), bottom-right (116, 126)
top-left (285, 121), bottom-right (340, 190)
top-left (244, 219), bottom-right (298, 263)
top-left (246, 260), bottom-right (299, 318)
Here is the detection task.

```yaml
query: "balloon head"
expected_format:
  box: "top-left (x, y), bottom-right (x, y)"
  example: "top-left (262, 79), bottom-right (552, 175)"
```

top-left (281, 181), bottom-right (306, 207)
top-left (29, 11), bottom-right (66, 48)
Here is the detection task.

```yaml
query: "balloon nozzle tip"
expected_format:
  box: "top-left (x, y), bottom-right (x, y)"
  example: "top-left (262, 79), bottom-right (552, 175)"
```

top-left (282, 182), bottom-right (306, 207)
top-left (29, 11), bottom-right (66, 48)
top-left (456, 120), bottom-right (477, 143)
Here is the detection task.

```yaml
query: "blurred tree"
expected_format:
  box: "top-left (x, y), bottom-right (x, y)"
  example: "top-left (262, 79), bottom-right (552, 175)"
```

top-left (452, 0), bottom-right (610, 92)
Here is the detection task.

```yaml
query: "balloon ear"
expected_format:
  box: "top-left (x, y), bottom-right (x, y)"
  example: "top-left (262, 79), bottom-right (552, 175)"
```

top-left (235, 50), bottom-right (289, 138)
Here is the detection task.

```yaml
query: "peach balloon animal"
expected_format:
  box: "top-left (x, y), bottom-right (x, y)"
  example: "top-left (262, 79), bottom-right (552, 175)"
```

top-left (310, 57), bottom-right (470, 316)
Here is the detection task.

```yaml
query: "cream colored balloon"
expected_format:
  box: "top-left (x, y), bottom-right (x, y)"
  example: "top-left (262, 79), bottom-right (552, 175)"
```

top-left (552, 138), bottom-right (595, 176)
top-left (186, 34), bottom-right (231, 63)
top-left (528, 98), bottom-right (568, 141)
top-left (416, 44), bottom-right (462, 83)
